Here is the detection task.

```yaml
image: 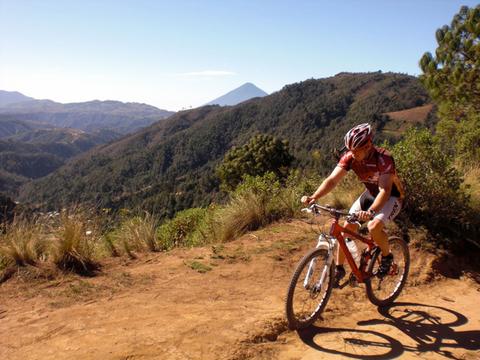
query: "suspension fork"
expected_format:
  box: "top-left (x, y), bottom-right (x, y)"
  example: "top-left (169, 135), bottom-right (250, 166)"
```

top-left (303, 233), bottom-right (336, 289)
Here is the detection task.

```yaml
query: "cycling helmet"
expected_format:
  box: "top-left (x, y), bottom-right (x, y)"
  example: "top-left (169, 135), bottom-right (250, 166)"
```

top-left (344, 123), bottom-right (373, 150)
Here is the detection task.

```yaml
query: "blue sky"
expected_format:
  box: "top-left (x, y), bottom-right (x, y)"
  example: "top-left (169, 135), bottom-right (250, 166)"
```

top-left (0, 0), bottom-right (478, 111)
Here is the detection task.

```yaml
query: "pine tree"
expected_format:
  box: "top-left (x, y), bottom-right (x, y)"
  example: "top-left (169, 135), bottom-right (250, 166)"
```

top-left (419, 5), bottom-right (480, 164)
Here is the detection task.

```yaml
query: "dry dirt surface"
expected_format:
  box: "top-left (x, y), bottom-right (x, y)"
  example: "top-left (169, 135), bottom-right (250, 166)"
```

top-left (1, 221), bottom-right (479, 360)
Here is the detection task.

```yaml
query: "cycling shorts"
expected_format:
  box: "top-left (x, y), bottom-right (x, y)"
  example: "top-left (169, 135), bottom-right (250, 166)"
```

top-left (349, 191), bottom-right (402, 224)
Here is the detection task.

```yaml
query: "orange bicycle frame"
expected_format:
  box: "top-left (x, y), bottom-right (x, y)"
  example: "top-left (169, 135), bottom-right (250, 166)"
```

top-left (328, 217), bottom-right (377, 283)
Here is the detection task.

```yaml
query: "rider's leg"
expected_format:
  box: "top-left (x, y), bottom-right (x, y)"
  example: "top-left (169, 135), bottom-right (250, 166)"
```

top-left (336, 221), bottom-right (360, 265)
top-left (368, 196), bottom-right (402, 256)
top-left (337, 191), bottom-right (367, 266)
top-left (367, 219), bottom-right (389, 256)
top-left (369, 218), bottom-right (395, 276)
top-left (333, 221), bottom-right (359, 287)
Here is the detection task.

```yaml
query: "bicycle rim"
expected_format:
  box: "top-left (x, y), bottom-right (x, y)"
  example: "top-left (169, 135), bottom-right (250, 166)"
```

top-left (285, 246), bottom-right (334, 329)
top-left (365, 236), bottom-right (410, 307)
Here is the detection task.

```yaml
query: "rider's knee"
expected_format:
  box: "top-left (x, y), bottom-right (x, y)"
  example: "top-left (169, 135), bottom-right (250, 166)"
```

top-left (368, 219), bottom-right (384, 234)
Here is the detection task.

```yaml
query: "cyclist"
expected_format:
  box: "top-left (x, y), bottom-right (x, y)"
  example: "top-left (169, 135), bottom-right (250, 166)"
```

top-left (302, 123), bottom-right (404, 287)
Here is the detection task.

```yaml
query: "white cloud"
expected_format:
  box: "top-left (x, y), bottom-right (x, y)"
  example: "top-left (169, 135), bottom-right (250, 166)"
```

top-left (176, 70), bottom-right (237, 77)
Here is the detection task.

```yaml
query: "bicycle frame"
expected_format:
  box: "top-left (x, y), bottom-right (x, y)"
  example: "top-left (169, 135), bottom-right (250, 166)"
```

top-left (328, 217), bottom-right (378, 283)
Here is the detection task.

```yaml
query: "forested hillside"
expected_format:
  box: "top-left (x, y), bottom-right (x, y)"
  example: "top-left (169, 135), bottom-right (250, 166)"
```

top-left (0, 118), bottom-right (53, 138)
top-left (0, 127), bottom-right (120, 195)
top-left (20, 72), bottom-right (433, 216)
top-left (0, 96), bottom-right (174, 195)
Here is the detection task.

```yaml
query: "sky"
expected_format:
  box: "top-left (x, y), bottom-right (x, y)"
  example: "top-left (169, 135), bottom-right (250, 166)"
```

top-left (0, 0), bottom-right (478, 111)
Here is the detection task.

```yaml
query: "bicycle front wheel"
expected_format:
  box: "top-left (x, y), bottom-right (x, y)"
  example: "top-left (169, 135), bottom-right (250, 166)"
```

top-left (365, 236), bottom-right (410, 307)
top-left (285, 246), bottom-right (334, 330)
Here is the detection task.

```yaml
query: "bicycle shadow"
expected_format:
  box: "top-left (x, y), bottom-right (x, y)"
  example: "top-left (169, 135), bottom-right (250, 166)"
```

top-left (298, 302), bottom-right (480, 359)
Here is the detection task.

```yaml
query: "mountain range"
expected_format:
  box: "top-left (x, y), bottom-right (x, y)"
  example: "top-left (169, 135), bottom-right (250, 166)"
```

top-left (0, 91), bottom-right (176, 195)
top-left (19, 72), bottom-right (435, 217)
top-left (0, 91), bottom-right (174, 135)
top-left (0, 83), bottom-right (271, 196)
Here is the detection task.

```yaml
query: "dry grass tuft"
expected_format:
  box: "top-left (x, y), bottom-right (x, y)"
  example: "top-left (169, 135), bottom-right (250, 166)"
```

top-left (0, 218), bottom-right (46, 268)
top-left (52, 210), bottom-right (100, 275)
top-left (216, 193), bottom-right (266, 242)
top-left (115, 212), bottom-right (159, 257)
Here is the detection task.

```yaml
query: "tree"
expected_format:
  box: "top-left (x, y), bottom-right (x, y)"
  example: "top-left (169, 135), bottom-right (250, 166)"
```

top-left (419, 5), bottom-right (480, 164)
top-left (216, 134), bottom-right (294, 191)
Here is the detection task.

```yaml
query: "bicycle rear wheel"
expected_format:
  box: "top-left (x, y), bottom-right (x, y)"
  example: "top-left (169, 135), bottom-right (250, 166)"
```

top-left (365, 236), bottom-right (410, 307)
top-left (285, 246), bottom-right (334, 329)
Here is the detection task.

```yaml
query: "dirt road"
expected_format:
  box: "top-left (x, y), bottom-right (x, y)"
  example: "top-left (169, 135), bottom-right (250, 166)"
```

top-left (1, 221), bottom-right (479, 359)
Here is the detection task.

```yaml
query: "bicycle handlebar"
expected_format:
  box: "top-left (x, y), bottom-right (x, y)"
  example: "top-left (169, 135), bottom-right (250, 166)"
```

top-left (301, 203), bottom-right (360, 223)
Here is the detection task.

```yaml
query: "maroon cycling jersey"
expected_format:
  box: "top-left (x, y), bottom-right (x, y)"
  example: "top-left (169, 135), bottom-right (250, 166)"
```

top-left (337, 146), bottom-right (404, 199)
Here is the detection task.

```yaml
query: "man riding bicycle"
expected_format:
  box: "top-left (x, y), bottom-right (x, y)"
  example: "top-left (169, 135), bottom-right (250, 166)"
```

top-left (302, 123), bottom-right (404, 287)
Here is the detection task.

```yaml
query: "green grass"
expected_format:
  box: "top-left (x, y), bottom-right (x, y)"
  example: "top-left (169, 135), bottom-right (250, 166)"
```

top-left (184, 260), bottom-right (212, 273)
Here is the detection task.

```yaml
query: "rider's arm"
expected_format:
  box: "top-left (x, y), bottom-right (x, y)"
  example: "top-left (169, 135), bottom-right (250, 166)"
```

top-left (369, 173), bottom-right (393, 214)
top-left (309, 166), bottom-right (347, 202)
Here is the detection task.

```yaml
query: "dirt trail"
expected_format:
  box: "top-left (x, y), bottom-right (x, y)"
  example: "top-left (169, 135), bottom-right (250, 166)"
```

top-left (1, 221), bottom-right (479, 360)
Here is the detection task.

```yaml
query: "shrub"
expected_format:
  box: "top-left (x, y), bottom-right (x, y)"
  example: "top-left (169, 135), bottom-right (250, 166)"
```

top-left (463, 165), bottom-right (480, 211)
top-left (157, 208), bottom-right (210, 250)
top-left (391, 128), bottom-right (475, 245)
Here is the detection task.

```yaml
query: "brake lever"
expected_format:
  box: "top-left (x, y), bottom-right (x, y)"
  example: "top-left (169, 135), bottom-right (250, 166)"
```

top-left (347, 213), bottom-right (361, 226)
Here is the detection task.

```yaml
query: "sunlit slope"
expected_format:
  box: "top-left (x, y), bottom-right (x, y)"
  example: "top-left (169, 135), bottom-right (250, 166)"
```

top-left (20, 72), bottom-right (432, 214)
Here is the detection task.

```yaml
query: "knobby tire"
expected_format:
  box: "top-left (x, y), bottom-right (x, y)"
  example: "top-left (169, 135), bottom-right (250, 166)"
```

top-left (285, 246), bottom-right (334, 330)
top-left (365, 236), bottom-right (410, 307)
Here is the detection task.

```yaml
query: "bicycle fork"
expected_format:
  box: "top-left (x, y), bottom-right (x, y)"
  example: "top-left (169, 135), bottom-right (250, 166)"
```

top-left (303, 233), bottom-right (337, 291)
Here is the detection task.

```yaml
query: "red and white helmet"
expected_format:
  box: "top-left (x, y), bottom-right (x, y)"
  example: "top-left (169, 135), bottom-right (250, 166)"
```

top-left (344, 123), bottom-right (373, 150)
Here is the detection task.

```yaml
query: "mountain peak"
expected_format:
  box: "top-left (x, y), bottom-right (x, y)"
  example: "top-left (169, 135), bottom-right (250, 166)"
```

top-left (206, 83), bottom-right (268, 106)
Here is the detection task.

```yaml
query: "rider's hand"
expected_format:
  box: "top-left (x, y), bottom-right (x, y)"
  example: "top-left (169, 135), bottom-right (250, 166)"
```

top-left (356, 210), bottom-right (374, 221)
top-left (301, 195), bottom-right (316, 205)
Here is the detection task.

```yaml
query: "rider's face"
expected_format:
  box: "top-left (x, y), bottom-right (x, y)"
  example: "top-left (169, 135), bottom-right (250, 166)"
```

top-left (351, 141), bottom-right (373, 161)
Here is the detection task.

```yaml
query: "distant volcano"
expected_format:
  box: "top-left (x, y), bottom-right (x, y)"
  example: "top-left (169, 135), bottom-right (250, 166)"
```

top-left (206, 82), bottom-right (268, 106)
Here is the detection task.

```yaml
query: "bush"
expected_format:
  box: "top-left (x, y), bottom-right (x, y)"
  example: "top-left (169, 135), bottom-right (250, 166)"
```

top-left (157, 208), bottom-right (210, 250)
top-left (391, 128), bottom-right (475, 245)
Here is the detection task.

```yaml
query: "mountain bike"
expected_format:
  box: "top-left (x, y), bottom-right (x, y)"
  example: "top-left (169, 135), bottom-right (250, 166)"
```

top-left (285, 203), bottom-right (410, 330)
